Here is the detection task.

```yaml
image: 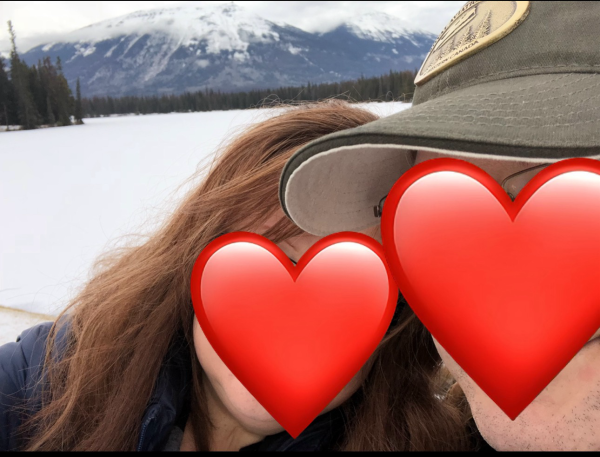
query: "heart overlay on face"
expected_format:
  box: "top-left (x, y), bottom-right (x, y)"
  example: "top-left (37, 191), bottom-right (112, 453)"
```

top-left (381, 158), bottom-right (600, 420)
top-left (190, 232), bottom-right (398, 438)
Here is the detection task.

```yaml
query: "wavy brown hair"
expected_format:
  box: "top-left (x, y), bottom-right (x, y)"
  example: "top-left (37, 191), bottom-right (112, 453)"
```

top-left (340, 304), bottom-right (477, 451)
top-left (19, 101), bottom-right (473, 451)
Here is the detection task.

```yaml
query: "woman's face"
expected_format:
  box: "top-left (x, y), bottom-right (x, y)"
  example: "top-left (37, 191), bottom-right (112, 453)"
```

top-left (193, 212), bottom-right (381, 436)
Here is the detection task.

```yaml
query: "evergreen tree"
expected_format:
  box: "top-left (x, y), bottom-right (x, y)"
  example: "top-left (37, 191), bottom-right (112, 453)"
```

top-left (28, 64), bottom-right (46, 120)
top-left (8, 20), bottom-right (41, 129)
top-left (75, 77), bottom-right (83, 124)
top-left (55, 72), bottom-right (73, 126)
top-left (1, 22), bottom-right (81, 131)
top-left (46, 94), bottom-right (55, 125)
top-left (51, 56), bottom-right (75, 126)
top-left (0, 56), bottom-right (15, 129)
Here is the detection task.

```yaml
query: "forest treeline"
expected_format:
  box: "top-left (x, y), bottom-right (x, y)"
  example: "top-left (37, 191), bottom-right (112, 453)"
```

top-left (0, 21), bottom-right (84, 130)
top-left (82, 69), bottom-right (417, 117)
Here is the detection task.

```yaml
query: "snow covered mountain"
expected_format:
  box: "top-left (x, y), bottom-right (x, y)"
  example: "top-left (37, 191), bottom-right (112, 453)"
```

top-left (20, 4), bottom-right (436, 97)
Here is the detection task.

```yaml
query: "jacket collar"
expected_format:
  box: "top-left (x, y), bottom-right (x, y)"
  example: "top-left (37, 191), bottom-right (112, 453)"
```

top-left (136, 335), bottom-right (346, 452)
top-left (137, 335), bottom-right (192, 451)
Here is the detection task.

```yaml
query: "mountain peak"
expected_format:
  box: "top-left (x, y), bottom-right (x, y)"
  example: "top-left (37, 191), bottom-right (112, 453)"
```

top-left (342, 11), bottom-right (435, 44)
top-left (62, 3), bottom-right (279, 50)
top-left (217, 2), bottom-right (243, 15)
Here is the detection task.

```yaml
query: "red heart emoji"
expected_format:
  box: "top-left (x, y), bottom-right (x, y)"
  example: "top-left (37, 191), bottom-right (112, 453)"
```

top-left (190, 232), bottom-right (397, 437)
top-left (381, 158), bottom-right (600, 420)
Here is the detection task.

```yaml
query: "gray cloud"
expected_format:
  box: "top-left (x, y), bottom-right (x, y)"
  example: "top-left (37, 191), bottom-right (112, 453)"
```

top-left (0, 1), bottom-right (464, 54)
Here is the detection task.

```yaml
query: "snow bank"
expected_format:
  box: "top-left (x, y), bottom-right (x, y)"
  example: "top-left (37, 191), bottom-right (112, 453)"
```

top-left (0, 102), bottom-right (411, 338)
top-left (0, 307), bottom-right (53, 346)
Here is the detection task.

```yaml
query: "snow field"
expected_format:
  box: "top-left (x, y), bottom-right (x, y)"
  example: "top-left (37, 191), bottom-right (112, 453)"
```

top-left (0, 102), bottom-right (411, 341)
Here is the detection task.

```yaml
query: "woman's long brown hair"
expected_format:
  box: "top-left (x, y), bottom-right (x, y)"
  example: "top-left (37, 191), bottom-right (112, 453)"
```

top-left (20, 101), bottom-right (473, 451)
top-left (340, 304), bottom-right (476, 451)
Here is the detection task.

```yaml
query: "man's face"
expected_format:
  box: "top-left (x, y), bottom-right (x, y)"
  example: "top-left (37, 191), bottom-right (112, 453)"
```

top-left (414, 150), bottom-right (600, 451)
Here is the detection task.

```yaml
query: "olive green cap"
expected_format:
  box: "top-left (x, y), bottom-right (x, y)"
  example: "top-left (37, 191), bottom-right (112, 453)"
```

top-left (280, 1), bottom-right (600, 235)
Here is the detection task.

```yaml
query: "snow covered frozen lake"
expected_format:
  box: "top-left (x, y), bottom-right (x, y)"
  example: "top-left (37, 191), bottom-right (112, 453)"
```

top-left (0, 102), bottom-right (411, 345)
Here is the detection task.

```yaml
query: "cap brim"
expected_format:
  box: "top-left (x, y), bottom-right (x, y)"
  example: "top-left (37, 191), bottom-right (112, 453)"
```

top-left (280, 73), bottom-right (600, 235)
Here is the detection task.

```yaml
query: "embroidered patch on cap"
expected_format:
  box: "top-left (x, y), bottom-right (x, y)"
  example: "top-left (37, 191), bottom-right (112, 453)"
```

top-left (415, 1), bottom-right (530, 86)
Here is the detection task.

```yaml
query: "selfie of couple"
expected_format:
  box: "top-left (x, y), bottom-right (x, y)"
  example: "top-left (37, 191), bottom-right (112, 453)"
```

top-left (2, 1), bottom-right (600, 451)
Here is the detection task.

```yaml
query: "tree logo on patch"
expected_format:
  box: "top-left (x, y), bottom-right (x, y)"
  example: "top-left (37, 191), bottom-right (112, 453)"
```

top-left (415, 1), bottom-right (530, 86)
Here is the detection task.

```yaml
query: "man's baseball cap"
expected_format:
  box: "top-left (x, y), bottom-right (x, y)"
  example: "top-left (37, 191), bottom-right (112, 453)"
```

top-left (280, 1), bottom-right (600, 236)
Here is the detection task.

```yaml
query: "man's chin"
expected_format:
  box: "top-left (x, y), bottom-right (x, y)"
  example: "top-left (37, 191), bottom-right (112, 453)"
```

top-left (473, 342), bottom-right (600, 451)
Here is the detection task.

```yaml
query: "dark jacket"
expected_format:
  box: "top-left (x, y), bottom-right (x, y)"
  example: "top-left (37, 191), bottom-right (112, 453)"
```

top-left (0, 321), bottom-right (345, 451)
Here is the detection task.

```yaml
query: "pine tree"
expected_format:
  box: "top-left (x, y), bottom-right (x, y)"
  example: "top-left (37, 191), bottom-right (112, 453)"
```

top-left (8, 21), bottom-right (41, 129)
top-left (53, 55), bottom-right (74, 125)
top-left (46, 94), bottom-right (55, 125)
top-left (0, 56), bottom-right (14, 129)
top-left (55, 73), bottom-right (73, 126)
top-left (75, 77), bottom-right (83, 124)
top-left (455, 25), bottom-right (473, 50)
top-left (28, 63), bottom-right (46, 121)
top-left (474, 11), bottom-right (492, 40)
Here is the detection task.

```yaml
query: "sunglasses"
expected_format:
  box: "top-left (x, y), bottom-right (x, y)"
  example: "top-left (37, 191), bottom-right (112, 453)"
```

top-left (374, 163), bottom-right (551, 217)
top-left (500, 163), bottom-right (549, 201)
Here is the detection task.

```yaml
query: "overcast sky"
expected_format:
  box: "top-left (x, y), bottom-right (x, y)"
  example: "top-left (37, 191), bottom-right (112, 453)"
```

top-left (0, 1), bottom-right (464, 54)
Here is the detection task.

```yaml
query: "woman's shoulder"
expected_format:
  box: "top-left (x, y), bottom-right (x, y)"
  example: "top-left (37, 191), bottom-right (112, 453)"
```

top-left (0, 321), bottom-right (56, 391)
top-left (0, 320), bottom-right (62, 451)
